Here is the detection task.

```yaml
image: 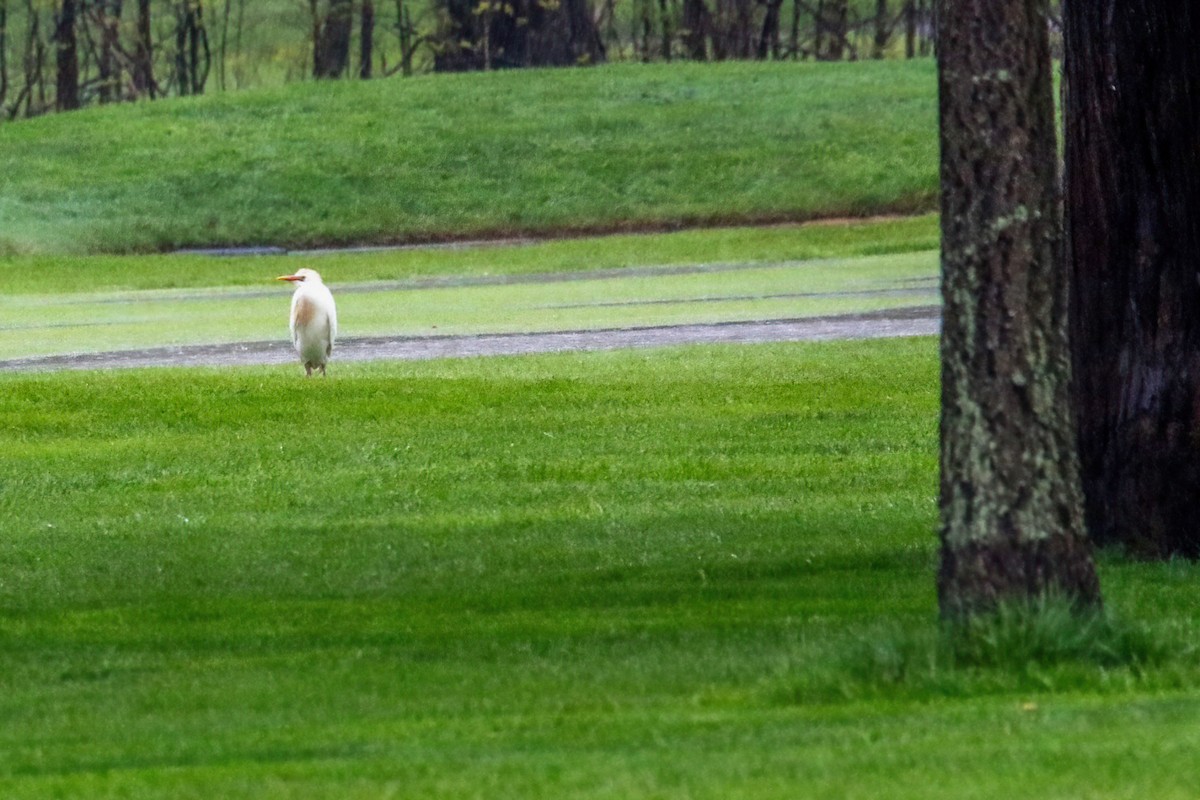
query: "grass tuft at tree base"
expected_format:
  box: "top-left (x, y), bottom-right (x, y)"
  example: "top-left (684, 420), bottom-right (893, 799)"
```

top-left (786, 598), bottom-right (1196, 705)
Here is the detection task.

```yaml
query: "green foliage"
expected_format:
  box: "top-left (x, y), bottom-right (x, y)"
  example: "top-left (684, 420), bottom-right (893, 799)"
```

top-left (0, 60), bottom-right (938, 254)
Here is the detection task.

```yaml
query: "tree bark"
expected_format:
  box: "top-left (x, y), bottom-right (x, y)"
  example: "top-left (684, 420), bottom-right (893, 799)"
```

top-left (175, 1), bottom-right (209, 95)
top-left (315, 0), bottom-right (352, 78)
top-left (132, 0), bottom-right (156, 98)
top-left (813, 0), bottom-right (824, 58)
top-left (393, 0), bottom-right (416, 76)
top-left (757, 0), bottom-right (782, 59)
top-left (53, 0), bottom-right (79, 111)
top-left (433, 0), bottom-right (605, 71)
top-left (19, 0), bottom-right (47, 117)
top-left (872, 0), bottom-right (888, 58)
top-left (822, 0), bottom-right (846, 60)
top-left (681, 0), bottom-right (710, 59)
top-left (359, 0), bottom-right (375, 77)
top-left (903, 0), bottom-right (914, 57)
top-left (1063, 1), bottom-right (1200, 557)
top-left (658, 0), bottom-right (671, 60)
top-left (219, 0), bottom-right (231, 90)
top-left (0, 0), bottom-right (8, 109)
top-left (936, 0), bottom-right (1101, 618)
top-left (96, 0), bottom-right (123, 103)
top-left (788, 0), bottom-right (800, 58)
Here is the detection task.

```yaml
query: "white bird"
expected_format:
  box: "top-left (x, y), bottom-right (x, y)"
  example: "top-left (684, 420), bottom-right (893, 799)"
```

top-left (276, 268), bottom-right (337, 376)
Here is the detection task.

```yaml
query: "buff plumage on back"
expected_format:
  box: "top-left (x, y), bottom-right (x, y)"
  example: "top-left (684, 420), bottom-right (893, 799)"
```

top-left (277, 268), bottom-right (337, 376)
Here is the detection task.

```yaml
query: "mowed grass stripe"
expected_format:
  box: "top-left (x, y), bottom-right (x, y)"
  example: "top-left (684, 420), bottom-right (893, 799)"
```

top-left (0, 252), bottom-right (937, 360)
top-left (2, 341), bottom-right (1200, 797)
top-left (0, 341), bottom-right (937, 795)
top-left (0, 219), bottom-right (939, 360)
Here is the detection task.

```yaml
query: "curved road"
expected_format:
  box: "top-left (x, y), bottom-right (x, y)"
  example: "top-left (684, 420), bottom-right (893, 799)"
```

top-left (0, 306), bottom-right (939, 373)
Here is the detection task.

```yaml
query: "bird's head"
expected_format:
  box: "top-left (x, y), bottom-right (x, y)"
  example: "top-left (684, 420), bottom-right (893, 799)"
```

top-left (276, 268), bottom-right (322, 284)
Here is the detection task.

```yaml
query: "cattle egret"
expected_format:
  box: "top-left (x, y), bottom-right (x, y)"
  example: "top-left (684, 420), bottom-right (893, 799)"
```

top-left (276, 268), bottom-right (337, 376)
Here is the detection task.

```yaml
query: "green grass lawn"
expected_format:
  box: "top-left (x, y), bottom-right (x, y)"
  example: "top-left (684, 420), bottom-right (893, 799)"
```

top-left (4, 49), bottom-right (1191, 799)
top-left (0, 60), bottom-right (937, 255)
top-left (1, 339), bottom-right (1199, 797)
top-left (0, 217), bottom-right (939, 360)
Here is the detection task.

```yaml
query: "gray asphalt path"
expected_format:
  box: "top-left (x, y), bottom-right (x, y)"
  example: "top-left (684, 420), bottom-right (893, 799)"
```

top-left (0, 306), bottom-right (940, 373)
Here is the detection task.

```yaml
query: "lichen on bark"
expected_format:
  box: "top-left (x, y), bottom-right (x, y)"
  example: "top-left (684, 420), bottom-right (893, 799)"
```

top-left (936, 0), bottom-right (1101, 618)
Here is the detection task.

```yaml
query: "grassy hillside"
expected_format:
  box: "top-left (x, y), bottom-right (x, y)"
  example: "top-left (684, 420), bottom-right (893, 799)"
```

top-left (0, 60), bottom-right (937, 255)
top-left (1, 341), bottom-right (1199, 797)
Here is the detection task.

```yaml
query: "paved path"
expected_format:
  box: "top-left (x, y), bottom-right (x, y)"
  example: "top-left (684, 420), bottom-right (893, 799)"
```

top-left (0, 306), bottom-right (940, 373)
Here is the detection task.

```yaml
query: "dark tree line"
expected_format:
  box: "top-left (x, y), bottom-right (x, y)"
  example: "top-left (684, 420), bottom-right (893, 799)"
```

top-left (2, 0), bottom-right (937, 119)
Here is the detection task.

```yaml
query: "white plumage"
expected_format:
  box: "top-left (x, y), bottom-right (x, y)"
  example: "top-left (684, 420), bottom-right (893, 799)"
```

top-left (276, 268), bottom-right (337, 376)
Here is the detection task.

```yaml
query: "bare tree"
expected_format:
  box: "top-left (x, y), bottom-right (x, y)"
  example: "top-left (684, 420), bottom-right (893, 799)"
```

top-left (93, 0), bottom-right (122, 103)
top-left (132, 0), bottom-right (156, 97)
top-left (0, 0), bottom-right (7, 109)
top-left (935, 0), bottom-right (1101, 617)
top-left (681, 0), bottom-right (710, 59)
top-left (359, 0), bottom-right (375, 77)
top-left (658, 0), bottom-right (671, 60)
top-left (390, 0), bottom-right (418, 75)
top-left (12, 0), bottom-right (47, 118)
top-left (432, 0), bottom-right (605, 71)
top-left (218, 0), bottom-right (231, 89)
top-left (1064, 1), bottom-right (1200, 557)
top-left (903, 0), bottom-right (914, 56)
top-left (314, 0), bottom-right (352, 78)
top-left (53, 0), bottom-right (79, 110)
top-left (756, 0), bottom-right (783, 59)
top-left (174, 0), bottom-right (210, 95)
top-left (872, 0), bottom-right (887, 58)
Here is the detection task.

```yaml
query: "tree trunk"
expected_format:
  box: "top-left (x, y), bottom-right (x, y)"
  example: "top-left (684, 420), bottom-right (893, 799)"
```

top-left (733, 0), bottom-right (752, 57)
top-left (757, 0), bottom-right (782, 59)
top-left (359, 0), bottom-right (374, 77)
top-left (822, 0), bottom-right (846, 60)
top-left (936, 0), bottom-right (1101, 618)
top-left (788, 0), bottom-right (800, 58)
top-left (315, 0), bottom-right (353, 78)
top-left (433, 0), bottom-right (605, 71)
top-left (219, 0), bottom-right (231, 90)
top-left (175, 1), bottom-right (209, 95)
top-left (813, 0), bottom-right (823, 57)
top-left (97, 0), bottom-right (123, 103)
top-left (53, 0), bottom-right (79, 111)
top-left (1063, 1), bottom-right (1200, 557)
top-left (681, 0), bottom-right (709, 59)
top-left (918, 0), bottom-right (931, 55)
top-left (640, 0), bottom-right (652, 61)
top-left (132, 0), bottom-right (156, 98)
top-left (658, 0), bottom-right (671, 60)
top-left (19, 0), bottom-right (47, 117)
top-left (872, 0), bottom-right (887, 58)
top-left (903, 0), bottom-right (914, 57)
top-left (393, 0), bottom-right (415, 76)
top-left (0, 0), bottom-right (8, 109)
